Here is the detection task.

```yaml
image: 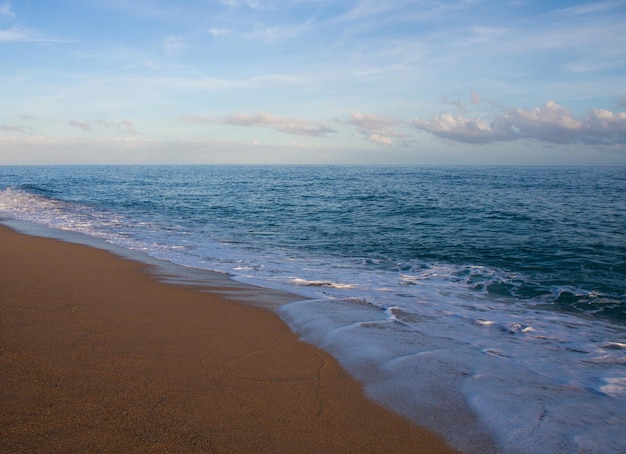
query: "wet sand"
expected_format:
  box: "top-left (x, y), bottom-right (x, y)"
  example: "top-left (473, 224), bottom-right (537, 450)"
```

top-left (0, 225), bottom-right (457, 453)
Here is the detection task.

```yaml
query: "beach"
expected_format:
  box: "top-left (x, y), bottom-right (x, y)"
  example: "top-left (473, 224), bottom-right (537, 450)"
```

top-left (0, 224), bottom-right (456, 453)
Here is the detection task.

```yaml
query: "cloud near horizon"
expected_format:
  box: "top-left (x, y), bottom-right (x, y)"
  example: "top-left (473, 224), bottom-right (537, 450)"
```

top-left (179, 101), bottom-right (626, 149)
top-left (0, 124), bottom-right (32, 134)
top-left (68, 119), bottom-right (140, 135)
top-left (69, 120), bottom-right (92, 132)
top-left (13, 98), bottom-right (625, 153)
top-left (346, 112), bottom-right (404, 146)
top-left (208, 27), bottom-right (234, 37)
top-left (184, 113), bottom-right (337, 137)
top-left (412, 101), bottom-right (626, 146)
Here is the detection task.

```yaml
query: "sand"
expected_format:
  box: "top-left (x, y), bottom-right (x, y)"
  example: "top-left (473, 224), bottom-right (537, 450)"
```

top-left (0, 224), bottom-right (457, 453)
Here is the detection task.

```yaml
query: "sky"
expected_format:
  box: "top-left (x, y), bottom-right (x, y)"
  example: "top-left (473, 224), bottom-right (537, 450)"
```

top-left (1, 0), bottom-right (625, 165)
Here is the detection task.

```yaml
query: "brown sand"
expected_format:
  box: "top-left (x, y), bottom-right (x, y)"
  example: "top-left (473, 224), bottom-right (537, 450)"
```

top-left (0, 225), bottom-right (457, 453)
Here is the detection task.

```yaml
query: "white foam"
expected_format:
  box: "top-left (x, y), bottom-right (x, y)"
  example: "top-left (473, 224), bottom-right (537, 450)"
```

top-left (278, 297), bottom-right (626, 453)
top-left (277, 299), bottom-right (496, 453)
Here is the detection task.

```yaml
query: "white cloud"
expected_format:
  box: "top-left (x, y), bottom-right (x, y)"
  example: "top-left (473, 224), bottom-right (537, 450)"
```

top-left (245, 21), bottom-right (313, 43)
top-left (369, 134), bottom-right (392, 146)
top-left (555, 0), bottom-right (626, 16)
top-left (348, 111), bottom-right (396, 132)
top-left (96, 119), bottom-right (141, 135)
top-left (219, 0), bottom-right (262, 8)
top-left (184, 112), bottom-right (336, 137)
top-left (208, 27), bottom-right (234, 36)
top-left (0, 25), bottom-right (40, 42)
top-left (412, 101), bottom-right (626, 146)
top-left (0, 124), bottom-right (31, 134)
top-left (580, 109), bottom-right (626, 145)
top-left (346, 112), bottom-right (404, 146)
top-left (441, 91), bottom-right (482, 114)
top-left (69, 120), bottom-right (92, 132)
top-left (68, 119), bottom-right (140, 135)
top-left (0, 25), bottom-right (76, 43)
top-left (412, 114), bottom-right (506, 144)
top-left (0, 2), bottom-right (15, 17)
top-left (163, 35), bottom-right (190, 55)
top-left (225, 112), bottom-right (336, 136)
top-left (493, 101), bottom-right (582, 143)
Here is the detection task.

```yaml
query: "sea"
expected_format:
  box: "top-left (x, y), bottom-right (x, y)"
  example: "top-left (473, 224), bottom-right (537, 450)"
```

top-left (0, 165), bottom-right (624, 453)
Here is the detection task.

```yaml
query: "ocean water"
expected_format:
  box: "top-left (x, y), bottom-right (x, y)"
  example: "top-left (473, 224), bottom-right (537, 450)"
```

top-left (1, 165), bottom-right (624, 453)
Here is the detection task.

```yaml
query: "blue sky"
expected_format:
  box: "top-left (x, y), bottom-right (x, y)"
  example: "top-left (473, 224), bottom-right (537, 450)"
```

top-left (1, 0), bottom-right (625, 165)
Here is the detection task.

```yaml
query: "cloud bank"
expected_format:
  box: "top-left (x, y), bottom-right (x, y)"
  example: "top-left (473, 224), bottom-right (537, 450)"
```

top-left (68, 119), bottom-right (140, 135)
top-left (412, 101), bottom-right (626, 146)
top-left (184, 113), bottom-right (336, 137)
top-left (177, 99), bottom-right (626, 149)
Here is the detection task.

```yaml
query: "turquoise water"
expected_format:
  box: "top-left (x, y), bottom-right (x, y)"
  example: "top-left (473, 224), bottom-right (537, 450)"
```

top-left (1, 165), bottom-right (625, 453)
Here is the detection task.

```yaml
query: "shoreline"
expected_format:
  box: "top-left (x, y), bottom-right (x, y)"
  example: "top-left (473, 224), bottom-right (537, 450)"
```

top-left (0, 224), bottom-right (457, 453)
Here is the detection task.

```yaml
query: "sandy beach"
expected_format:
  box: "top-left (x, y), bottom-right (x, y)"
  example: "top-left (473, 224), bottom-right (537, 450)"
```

top-left (0, 224), bottom-right (456, 453)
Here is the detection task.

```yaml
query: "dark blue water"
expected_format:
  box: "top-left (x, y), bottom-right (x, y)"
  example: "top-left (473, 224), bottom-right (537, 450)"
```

top-left (3, 165), bottom-right (624, 321)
